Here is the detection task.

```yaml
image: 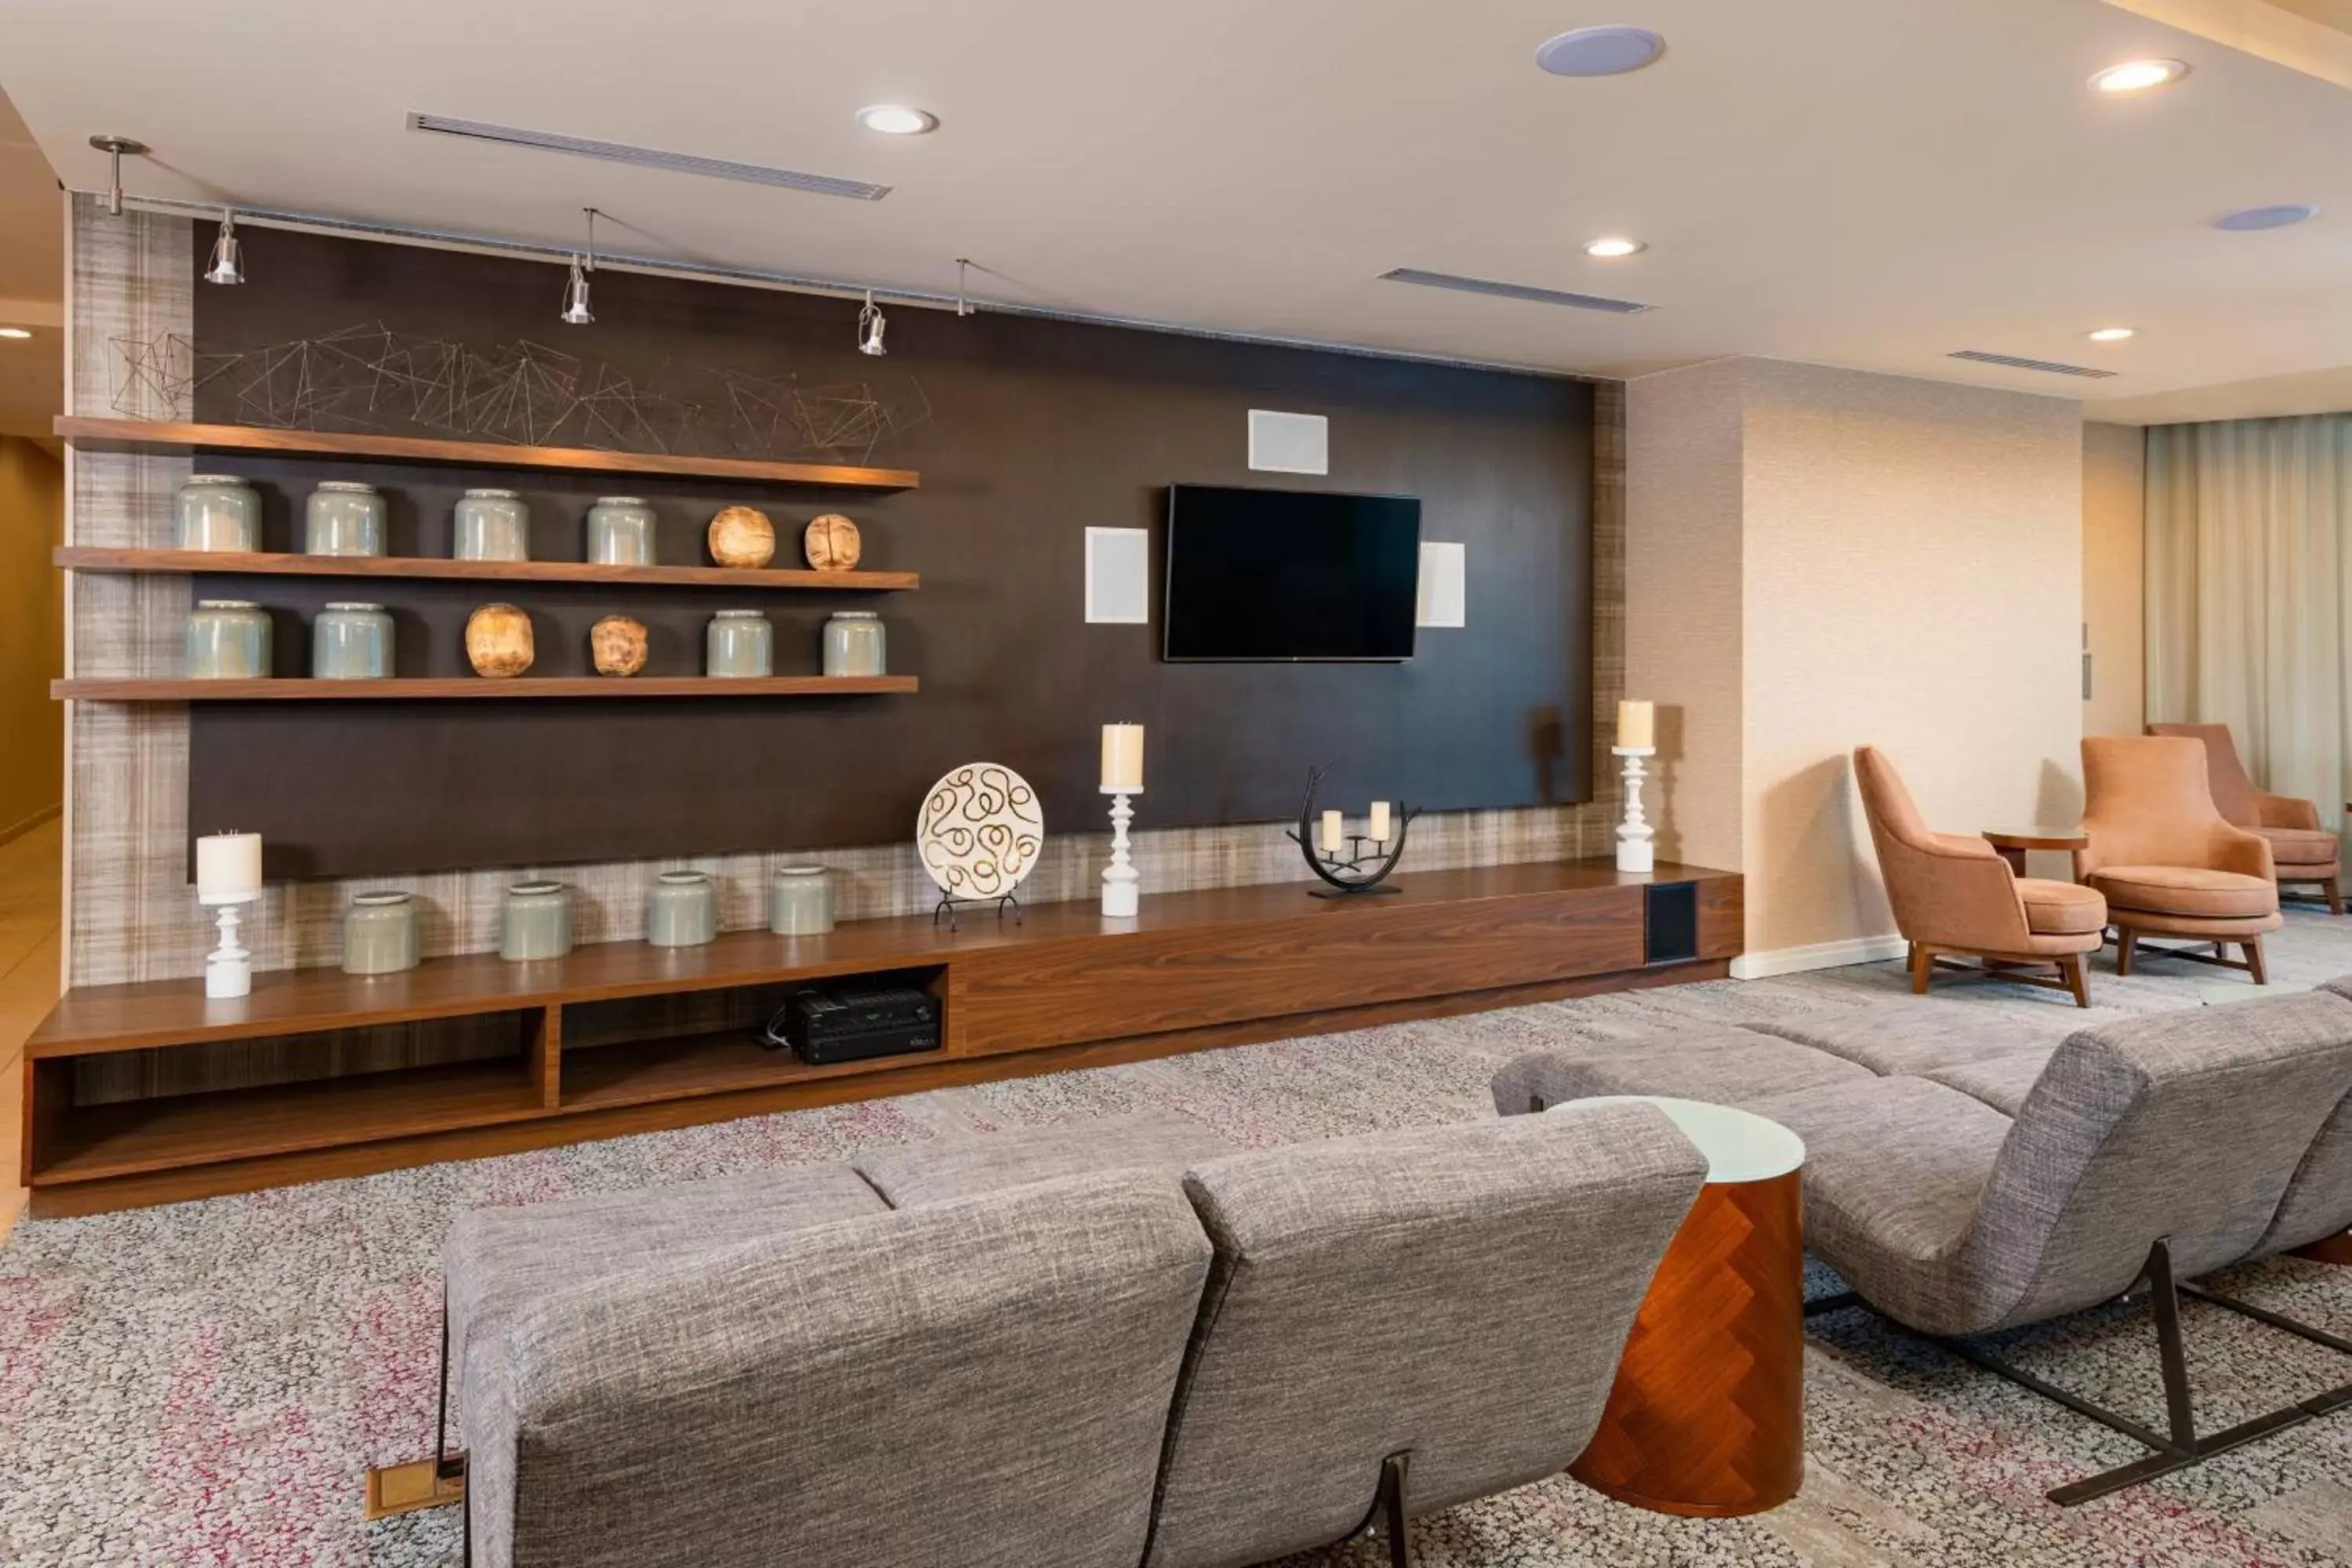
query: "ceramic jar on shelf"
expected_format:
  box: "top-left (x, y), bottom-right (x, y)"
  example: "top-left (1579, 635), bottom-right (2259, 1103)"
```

top-left (770, 864), bottom-right (834, 935)
top-left (499, 880), bottom-right (572, 961)
top-left (341, 891), bottom-right (420, 975)
top-left (453, 488), bottom-right (530, 561)
top-left (645, 870), bottom-right (717, 948)
top-left (586, 497), bottom-right (656, 566)
top-left (313, 602), bottom-right (394, 679)
top-left (706, 610), bottom-right (773, 677)
top-left (304, 481), bottom-right (387, 557)
top-left (176, 475), bottom-right (261, 552)
top-left (187, 600), bottom-right (272, 678)
top-left (822, 610), bottom-right (886, 677)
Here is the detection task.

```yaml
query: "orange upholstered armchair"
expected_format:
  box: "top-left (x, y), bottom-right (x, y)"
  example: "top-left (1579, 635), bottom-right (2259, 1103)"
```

top-left (1853, 746), bottom-right (2106, 1006)
top-left (2078, 735), bottom-right (2281, 982)
top-left (2147, 722), bottom-right (2341, 915)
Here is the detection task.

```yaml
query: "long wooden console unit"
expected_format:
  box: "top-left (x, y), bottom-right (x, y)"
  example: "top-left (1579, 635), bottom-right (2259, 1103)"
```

top-left (22, 859), bottom-right (1740, 1215)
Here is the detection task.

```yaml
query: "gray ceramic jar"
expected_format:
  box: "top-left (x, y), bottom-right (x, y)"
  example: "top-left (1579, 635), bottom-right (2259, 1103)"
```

top-left (822, 610), bottom-right (886, 677)
top-left (645, 870), bottom-right (717, 948)
top-left (453, 488), bottom-right (530, 561)
top-left (706, 610), bottom-right (773, 677)
top-left (770, 864), bottom-right (834, 935)
top-left (499, 880), bottom-right (572, 961)
top-left (304, 481), bottom-right (387, 557)
top-left (312, 602), bottom-right (394, 679)
top-left (341, 891), bottom-right (420, 975)
top-left (176, 475), bottom-right (262, 552)
top-left (187, 600), bottom-right (272, 678)
top-left (586, 497), bottom-right (656, 565)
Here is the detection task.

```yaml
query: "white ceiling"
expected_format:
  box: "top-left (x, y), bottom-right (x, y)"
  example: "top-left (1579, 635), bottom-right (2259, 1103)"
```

top-left (2, 0), bottom-right (2350, 420)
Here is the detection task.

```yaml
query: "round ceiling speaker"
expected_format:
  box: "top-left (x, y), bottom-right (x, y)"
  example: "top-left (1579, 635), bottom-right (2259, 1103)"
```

top-left (2213, 204), bottom-right (2318, 232)
top-left (1536, 26), bottom-right (1666, 77)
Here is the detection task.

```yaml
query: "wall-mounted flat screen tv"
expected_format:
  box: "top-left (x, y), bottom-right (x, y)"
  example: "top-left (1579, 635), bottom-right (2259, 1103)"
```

top-left (1162, 484), bottom-right (1422, 662)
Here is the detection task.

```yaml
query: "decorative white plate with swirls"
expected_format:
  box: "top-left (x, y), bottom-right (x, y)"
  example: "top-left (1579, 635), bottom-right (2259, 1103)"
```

top-left (916, 762), bottom-right (1045, 902)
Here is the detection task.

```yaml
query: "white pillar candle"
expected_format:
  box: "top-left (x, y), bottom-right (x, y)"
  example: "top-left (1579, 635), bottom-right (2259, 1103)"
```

top-left (1100, 723), bottom-right (1145, 793)
top-left (1616, 699), bottom-right (1655, 750)
top-left (1368, 801), bottom-right (1392, 843)
top-left (1320, 809), bottom-right (1345, 855)
top-left (196, 832), bottom-right (263, 903)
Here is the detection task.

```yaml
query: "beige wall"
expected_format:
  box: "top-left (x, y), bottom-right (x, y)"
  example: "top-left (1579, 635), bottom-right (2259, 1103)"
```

top-left (2082, 421), bottom-right (2147, 739)
top-left (1628, 358), bottom-right (2085, 968)
top-left (1742, 363), bottom-right (2082, 957)
top-left (1626, 359), bottom-right (1744, 876)
top-left (0, 434), bottom-right (63, 840)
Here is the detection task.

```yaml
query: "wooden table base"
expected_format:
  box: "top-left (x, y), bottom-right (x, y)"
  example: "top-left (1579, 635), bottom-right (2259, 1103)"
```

top-left (1569, 1168), bottom-right (1805, 1517)
top-left (2295, 1232), bottom-right (2352, 1267)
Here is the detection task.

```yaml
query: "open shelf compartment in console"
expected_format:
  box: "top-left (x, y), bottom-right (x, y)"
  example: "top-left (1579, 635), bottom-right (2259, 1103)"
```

top-left (557, 967), bottom-right (948, 1112)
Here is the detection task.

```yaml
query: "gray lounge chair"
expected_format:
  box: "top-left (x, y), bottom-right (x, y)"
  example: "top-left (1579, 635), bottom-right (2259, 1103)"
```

top-left (444, 1105), bottom-right (1704, 1568)
top-left (1494, 990), bottom-right (2352, 1504)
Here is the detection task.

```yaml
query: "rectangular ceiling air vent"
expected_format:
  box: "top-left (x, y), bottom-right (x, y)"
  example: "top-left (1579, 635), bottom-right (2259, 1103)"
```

top-left (407, 113), bottom-right (891, 201)
top-left (1381, 267), bottom-right (1653, 314)
top-left (1946, 350), bottom-right (2117, 379)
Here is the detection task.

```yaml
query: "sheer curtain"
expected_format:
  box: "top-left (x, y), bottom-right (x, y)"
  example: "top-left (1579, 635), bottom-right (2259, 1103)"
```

top-left (2146, 416), bottom-right (2352, 827)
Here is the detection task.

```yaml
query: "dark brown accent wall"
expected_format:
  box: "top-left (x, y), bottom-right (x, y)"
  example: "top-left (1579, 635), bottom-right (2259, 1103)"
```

top-left (191, 230), bottom-right (1595, 879)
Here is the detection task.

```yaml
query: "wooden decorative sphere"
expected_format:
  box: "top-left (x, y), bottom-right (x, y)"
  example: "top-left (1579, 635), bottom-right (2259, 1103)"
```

top-left (466, 603), bottom-right (535, 678)
top-left (590, 614), bottom-right (649, 677)
top-left (707, 505), bottom-right (776, 568)
top-left (804, 513), bottom-right (862, 572)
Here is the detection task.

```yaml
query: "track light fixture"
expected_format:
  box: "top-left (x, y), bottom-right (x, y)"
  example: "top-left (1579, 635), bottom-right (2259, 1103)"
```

top-left (89, 135), bottom-right (150, 218)
top-left (858, 289), bottom-right (887, 356)
top-left (204, 209), bottom-right (245, 285)
top-left (561, 207), bottom-right (598, 325)
top-left (955, 258), bottom-right (973, 318)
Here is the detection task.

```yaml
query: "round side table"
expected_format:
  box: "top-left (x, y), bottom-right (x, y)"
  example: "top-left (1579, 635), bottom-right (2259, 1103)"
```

top-left (1981, 826), bottom-right (2089, 879)
top-left (1563, 1095), bottom-right (1806, 1518)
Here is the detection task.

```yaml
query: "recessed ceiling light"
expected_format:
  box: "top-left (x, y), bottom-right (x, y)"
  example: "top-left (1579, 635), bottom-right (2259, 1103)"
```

top-left (1584, 238), bottom-right (1646, 258)
top-left (0, 327), bottom-right (31, 339)
top-left (1537, 26), bottom-right (1666, 78)
top-left (2090, 58), bottom-right (2187, 94)
top-left (856, 105), bottom-right (938, 136)
top-left (2215, 204), bottom-right (2317, 231)
top-left (2087, 327), bottom-right (2135, 342)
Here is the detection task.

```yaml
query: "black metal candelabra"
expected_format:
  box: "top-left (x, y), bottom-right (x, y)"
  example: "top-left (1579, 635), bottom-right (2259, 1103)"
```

top-left (1284, 764), bottom-right (1419, 898)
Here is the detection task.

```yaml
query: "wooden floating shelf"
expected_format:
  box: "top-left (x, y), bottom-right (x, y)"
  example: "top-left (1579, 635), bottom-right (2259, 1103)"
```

top-left (54, 546), bottom-right (919, 592)
top-left (52, 675), bottom-right (919, 702)
top-left (53, 416), bottom-right (920, 491)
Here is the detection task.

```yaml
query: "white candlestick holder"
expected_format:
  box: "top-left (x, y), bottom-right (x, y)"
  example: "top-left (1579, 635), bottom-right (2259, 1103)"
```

top-left (201, 896), bottom-right (259, 999)
top-left (1613, 745), bottom-right (1657, 874)
top-left (1102, 789), bottom-right (1141, 918)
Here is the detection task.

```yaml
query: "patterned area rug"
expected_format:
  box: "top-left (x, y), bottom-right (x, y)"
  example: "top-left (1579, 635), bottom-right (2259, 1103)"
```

top-left (6, 913), bottom-right (2352, 1567)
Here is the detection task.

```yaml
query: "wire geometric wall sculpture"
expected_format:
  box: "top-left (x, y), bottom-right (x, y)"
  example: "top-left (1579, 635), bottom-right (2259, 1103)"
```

top-left (109, 321), bottom-right (930, 463)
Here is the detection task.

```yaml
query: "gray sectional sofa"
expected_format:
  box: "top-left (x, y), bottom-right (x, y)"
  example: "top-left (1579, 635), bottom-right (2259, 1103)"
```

top-left (444, 1105), bottom-right (1709, 1568)
top-left (1494, 978), bottom-right (2352, 1504)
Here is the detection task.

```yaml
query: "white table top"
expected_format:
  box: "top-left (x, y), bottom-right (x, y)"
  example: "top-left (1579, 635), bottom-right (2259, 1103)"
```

top-left (1562, 1095), bottom-right (1806, 1184)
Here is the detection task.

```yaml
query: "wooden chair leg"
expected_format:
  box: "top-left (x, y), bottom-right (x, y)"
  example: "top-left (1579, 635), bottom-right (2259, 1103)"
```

top-left (2325, 877), bottom-right (2343, 917)
top-left (2245, 936), bottom-right (2269, 985)
top-left (1907, 942), bottom-right (1934, 995)
top-left (2114, 927), bottom-right (2136, 977)
top-left (2060, 953), bottom-right (2091, 1009)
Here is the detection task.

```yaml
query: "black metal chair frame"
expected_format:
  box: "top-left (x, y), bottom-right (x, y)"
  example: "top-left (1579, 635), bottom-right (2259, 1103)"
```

top-left (1341, 1450), bottom-right (1414, 1568)
top-left (1806, 1236), bottom-right (2352, 1505)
